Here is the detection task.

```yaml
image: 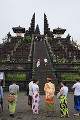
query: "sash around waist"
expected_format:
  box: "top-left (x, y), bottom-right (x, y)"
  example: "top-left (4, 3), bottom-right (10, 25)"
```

top-left (10, 93), bottom-right (17, 95)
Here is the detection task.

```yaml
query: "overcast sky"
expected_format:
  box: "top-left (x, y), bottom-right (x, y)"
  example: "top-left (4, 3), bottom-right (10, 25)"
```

top-left (0, 0), bottom-right (80, 44)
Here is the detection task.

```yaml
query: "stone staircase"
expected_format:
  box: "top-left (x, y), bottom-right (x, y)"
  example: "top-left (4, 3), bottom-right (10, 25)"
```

top-left (32, 40), bottom-right (59, 94)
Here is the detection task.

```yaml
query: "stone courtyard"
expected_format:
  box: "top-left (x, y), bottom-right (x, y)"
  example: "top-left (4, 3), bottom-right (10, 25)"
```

top-left (0, 92), bottom-right (80, 120)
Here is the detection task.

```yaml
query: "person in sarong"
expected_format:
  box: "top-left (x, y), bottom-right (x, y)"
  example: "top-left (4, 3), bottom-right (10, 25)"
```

top-left (72, 78), bottom-right (80, 116)
top-left (36, 59), bottom-right (40, 68)
top-left (0, 80), bottom-right (3, 112)
top-left (28, 80), bottom-right (34, 110)
top-left (60, 82), bottom-right (69, 118)
top-left (32, 79), bottom-right (40, 115)
top-left (44, 78), bottom-right (55, 117)
top-left (9, 79), bottom-right (19, 117)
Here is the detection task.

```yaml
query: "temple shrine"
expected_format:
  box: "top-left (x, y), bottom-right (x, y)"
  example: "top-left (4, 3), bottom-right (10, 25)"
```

top-left (12, 25), bottom-right (25, 37)
top-left (0, 13), bottom-right (80, 93)
top-left (53, 27), bottom-right (66, 38)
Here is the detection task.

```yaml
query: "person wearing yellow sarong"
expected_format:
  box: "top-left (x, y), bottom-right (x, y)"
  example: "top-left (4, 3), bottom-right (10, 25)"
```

top-left (9, 79), bottom-right (19, 117)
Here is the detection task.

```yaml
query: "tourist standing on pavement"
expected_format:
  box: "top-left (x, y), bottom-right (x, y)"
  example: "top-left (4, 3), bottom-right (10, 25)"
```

top-left (0, 80), bottom-right (3, 112)
top-left (60, 82), bottom-right (69, 118)
top-left (9, 79), bottom-right (19, 117)
top-left (72, 78), bottom-right (80, 116)
top-left (32, 79), bottom-right (40, 115)
top-left (44, 78), bottom-right (55, 117)
top-left (28, 80), bottom-right (34, 110)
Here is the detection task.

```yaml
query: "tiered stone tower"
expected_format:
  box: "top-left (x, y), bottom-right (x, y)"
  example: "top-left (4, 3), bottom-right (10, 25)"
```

top-left (25, 13), bottom-right (35, 36)
top-left (35, 24), bottom-right (40, 34)
top-left (44, 13), bottom-right (53, 37)
top-left (29, 13), bottom-right (35, 35)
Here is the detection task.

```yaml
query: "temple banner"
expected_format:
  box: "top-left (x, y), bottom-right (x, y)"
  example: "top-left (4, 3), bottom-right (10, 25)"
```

top-left (0, 72), bottom-right (4, 80)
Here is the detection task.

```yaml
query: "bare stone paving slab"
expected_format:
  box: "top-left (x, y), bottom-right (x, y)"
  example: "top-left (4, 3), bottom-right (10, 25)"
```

top-left (0, 92), bottom-right (80, 120)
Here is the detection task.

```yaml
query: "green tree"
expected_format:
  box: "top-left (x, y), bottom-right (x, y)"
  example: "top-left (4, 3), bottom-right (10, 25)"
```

top-left (47, 37), bottom-right (52, 43)
top-left (24, 36), bottom-right (31, 43)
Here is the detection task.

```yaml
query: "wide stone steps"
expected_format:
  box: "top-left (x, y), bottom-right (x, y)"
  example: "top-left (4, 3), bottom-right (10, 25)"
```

top-left (32, 40), bottom-right (59, 94)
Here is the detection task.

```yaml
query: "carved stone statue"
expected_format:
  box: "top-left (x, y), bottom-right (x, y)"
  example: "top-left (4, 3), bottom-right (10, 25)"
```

top-left (7, 54), bottom-right (10, 62)
top-left (73, 56), bottom-right (76, 63)
top-left (69, 51), bottom-right (71, 57)
top-left (53, 55), bottom-right (56, 62)
top-left (58, 40), bottom-right (61, 44)
top-left (11, 51), bottom-right (13, 56)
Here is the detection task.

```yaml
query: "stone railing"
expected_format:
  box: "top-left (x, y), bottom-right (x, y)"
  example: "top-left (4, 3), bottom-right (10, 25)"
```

top-left (44, 39), bottom-right (55, 63)
top-left (53, 63), bottom-right (80, 70)
top-left (28, 35), bottom-right (34, 62)
top-left (0, 62), bottom-right (33, 71)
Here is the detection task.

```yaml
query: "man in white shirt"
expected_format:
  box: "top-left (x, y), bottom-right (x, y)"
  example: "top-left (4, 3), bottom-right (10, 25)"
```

top-left (28, 80), bottom-right (33, 109)
top-left (72, 78), bottom-right (80, 116)
top-left (44, 58), bottom-right (48, 67)
top-left (9, 83), bottom-right (19, 94)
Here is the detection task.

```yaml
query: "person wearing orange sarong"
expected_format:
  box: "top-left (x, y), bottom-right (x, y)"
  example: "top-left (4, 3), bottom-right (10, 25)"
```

top-left (44, 78), bottom-right (55, 117)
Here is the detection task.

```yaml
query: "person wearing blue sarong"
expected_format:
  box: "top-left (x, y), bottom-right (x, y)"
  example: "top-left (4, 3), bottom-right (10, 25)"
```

top-left (72, 78), bottom-right (80, 116)
top-left (0, 80), bottom-right (3, 112)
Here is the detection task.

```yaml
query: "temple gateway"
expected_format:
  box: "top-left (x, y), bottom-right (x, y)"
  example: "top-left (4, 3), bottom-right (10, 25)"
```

top-left (0, 13), bottom-right (80, 94)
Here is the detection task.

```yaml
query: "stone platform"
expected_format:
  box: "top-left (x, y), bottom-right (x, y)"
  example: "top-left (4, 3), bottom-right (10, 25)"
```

top-left (0, 92), bottom-right (80, 120)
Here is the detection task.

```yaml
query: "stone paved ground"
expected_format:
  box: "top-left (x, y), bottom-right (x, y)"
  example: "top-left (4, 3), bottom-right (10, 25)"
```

top-left (0, 92), bottom-right (80, 120)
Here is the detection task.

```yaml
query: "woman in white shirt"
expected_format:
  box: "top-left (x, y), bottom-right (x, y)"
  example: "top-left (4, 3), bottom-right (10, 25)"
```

top-left (60, 81), bottom-right (69, 118)
top-left (32, 79), bottom-right (40, 115)
top-left (72, 78), bottom-right (80, 116)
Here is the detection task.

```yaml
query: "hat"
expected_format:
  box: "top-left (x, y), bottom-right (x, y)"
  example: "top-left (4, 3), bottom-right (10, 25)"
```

top-left (38, 59), bottom-right (40, 62)
top-left (47, 78), bottom-right (51, 80)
